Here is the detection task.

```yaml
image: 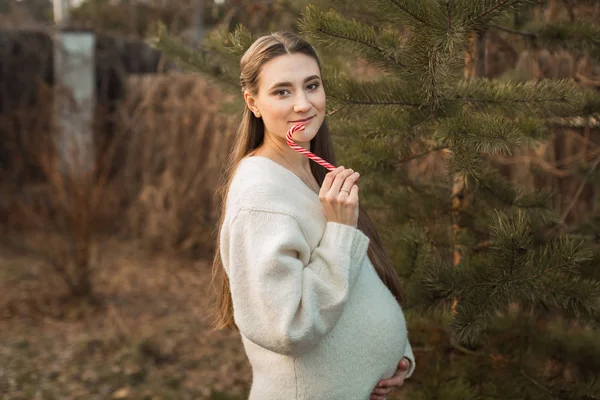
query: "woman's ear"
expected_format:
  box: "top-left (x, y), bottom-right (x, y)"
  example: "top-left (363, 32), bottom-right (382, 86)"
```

top-left (244, 90), bottom-right (261, 118)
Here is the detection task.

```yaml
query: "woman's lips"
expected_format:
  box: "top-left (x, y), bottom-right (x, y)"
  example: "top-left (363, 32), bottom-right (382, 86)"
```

top-left (290, 116), bottom-right (314, 124)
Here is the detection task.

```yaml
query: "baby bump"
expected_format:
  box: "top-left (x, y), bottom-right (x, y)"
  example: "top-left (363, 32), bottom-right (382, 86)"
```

top-left (297, 263), bottom-right (409, 388)
top-left (342, 268), bottom-right (408, 373)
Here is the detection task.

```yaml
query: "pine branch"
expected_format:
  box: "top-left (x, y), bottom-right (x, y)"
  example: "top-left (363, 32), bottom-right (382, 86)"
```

top-left (453, 79), bottom-right (583, 118)
top-left (477, 170), bottom-right (520, 207)
top-left (531, 238), bottom-right (592, 278)
top-left (328, 69), bottom-right (583, 121)
top-left (445, 0), bottom-right (453, 30)
top-left (489, 209), bottom-right (532, 272)
top-left (460, 97), bottom-right (565, 104)
top-left (446, 144), bottom-right (485, 181)
top-left (438, 110), bottom-right (525, 155)
top-left (459, 0), bottom-right (534, 30)
top-left (424, 42), bottom-right (446, 107)
top-left (490, 20), bottom-right (600, 61)
top-left (536, 274), bottom-right (600, 322)
top-left (396, 223), bottom-right (435, 278)
top-left (535, 21), bottom-right (600, 61)
top-left (328, 109), bottom-right (420, 154)
top-left (324, 74), bottom-right (422, 112)
top-left (344, 99), bottom-right (421, 107)
top-left (373, 0), bottom-right (436, 26)
top-left (224, 24), bottom-right (256, 58)
top-left (299, 5), bottom-right (407, 70)
top-left (445, 210), bottom-right (597, 343)
top-left (148, 22), bottom-right (240, 90)
top-left (464, 0), bottom-right (521, 27)
top-left (440, 110), bottom-right (554, 184)
top-left (512, 190), bottom-right (556, 213)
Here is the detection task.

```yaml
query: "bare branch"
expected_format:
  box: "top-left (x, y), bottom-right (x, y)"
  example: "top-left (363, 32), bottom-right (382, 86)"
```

top-left (489, 23), bottom-right (538, 39)
top-left (559, 154), bottom-right (600, 223)
top-left (458, 97), bottom-right (566, 104)
top-left (520, 370), bottom-right (555, 396)
top-left (489, 147), bottom-right (600, 178)
top-left (398, 146), bottom-right (448, 163)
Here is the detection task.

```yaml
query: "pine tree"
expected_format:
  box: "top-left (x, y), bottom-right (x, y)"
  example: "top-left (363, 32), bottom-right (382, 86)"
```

top-left (152, 1), bottom-right (600, 398)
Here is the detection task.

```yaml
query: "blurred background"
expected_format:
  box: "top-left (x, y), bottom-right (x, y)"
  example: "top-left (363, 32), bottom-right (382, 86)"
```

top-left (0, 0), bottom-right (599, 399)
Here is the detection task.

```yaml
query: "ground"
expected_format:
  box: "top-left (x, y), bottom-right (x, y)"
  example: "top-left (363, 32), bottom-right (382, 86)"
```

top-left (0, 234), bottom-right (408, 400)
top-left (0, 234), bottom-right (250, 400)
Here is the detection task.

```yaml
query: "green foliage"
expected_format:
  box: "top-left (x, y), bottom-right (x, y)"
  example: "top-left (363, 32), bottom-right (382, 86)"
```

top-left (452, 78), bottom-right (584, 117)
top-left (299, 5), bottom-right (408, 72)
top-left (582, 88), bottom-right (600, 116)
top-left (533, 20), bottom-right (600, 62)
top-left (413, 209), bottom-right (599, 343)
top-left (451, 0), bottom-right (539, 31)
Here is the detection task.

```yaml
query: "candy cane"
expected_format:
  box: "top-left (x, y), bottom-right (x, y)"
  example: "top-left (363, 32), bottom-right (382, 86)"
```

top-left (286, 123), bottom-right (336, 171)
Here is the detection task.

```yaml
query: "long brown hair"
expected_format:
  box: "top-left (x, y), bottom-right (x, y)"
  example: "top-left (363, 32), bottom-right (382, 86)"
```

top-left (210, 31), bottom-right (405, 331)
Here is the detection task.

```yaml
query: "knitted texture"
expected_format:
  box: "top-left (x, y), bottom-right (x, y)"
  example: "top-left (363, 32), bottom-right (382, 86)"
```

top-left (219, 156), bottom-right (415, 400)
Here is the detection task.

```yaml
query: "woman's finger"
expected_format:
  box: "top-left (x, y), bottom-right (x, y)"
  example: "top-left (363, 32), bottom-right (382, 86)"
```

top-left (348, 182), bottom-right (359, 201)
top-left (377, 373), bottom-right (406, 389)
top-left (397, 358), bottom-right (410, 371)
top-left (320, 166), bottom-right (344, 192)
top-left (329, 168), bottom-right (354, 194)
top-left (340, 172), bottom-right (359, 194)
top-left (371, 386), bottom-right (392, 396)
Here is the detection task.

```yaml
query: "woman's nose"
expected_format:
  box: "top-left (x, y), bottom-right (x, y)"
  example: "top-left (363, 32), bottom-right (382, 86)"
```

top-left (293, 92), bottom-right (311, 113)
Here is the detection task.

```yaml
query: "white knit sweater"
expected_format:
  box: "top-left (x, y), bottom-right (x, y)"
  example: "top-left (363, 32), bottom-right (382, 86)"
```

top-left (219, 156), bottom-right (415, 400)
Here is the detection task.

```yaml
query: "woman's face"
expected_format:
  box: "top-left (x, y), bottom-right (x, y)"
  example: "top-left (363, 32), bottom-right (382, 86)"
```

top-left (244, 53), bottom-right (326, 147)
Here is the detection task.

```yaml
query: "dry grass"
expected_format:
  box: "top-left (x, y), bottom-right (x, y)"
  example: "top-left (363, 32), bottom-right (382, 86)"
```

top-left (116, 72), bottom-right (236, 257)
top-left (0, 83), bottom-right (108, 299)
top-left (0, 73), bottom-right (253, 399)
top-left (0, 235), bottom-right (251, 400)
top-left (1, 72), bottom-right (237, 296)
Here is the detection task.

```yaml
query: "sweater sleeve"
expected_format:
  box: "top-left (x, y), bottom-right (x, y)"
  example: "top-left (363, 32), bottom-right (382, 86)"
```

top-left (223, 208), bottom-right (370, 356)
top-left (403, 340), bottom-right (416, 378)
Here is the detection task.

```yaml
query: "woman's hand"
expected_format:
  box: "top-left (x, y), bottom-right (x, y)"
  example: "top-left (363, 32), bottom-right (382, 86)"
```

top-left (319, 166), bottom-right (360, 228)
top-left (369, 357), bottom-right (411, 400)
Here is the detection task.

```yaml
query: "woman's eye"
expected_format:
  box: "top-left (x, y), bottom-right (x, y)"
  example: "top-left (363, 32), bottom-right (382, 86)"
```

top-left (273, 83), bottom-right (319, 96)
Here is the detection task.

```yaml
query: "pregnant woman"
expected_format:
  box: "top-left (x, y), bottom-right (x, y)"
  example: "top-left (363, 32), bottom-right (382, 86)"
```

top-left (212, 31), bottom-right (416, 400)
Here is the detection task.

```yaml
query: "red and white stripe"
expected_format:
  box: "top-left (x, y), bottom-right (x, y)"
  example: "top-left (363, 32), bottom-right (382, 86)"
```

top-left (286, 123), bottom-right (336, 171)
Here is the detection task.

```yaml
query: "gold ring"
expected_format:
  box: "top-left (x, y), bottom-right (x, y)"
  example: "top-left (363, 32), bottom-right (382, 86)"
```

top-left (341, 189), bottom-right (350, 194)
